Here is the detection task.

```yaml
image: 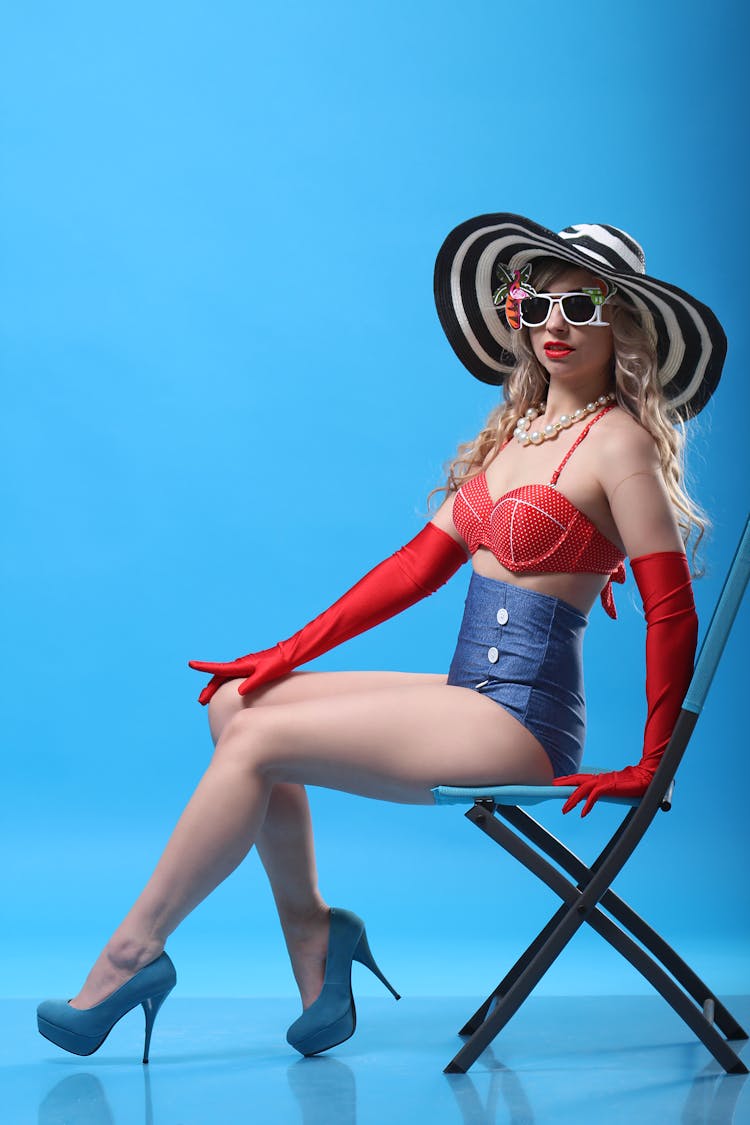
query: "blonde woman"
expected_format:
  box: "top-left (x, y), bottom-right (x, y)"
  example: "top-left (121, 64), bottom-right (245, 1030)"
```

top-left (37, 214), bottom-right (724, 1063)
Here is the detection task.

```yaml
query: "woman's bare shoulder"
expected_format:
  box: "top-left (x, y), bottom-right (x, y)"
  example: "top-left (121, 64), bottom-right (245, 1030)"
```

top-left (594, 409), bottom-right (682, 554)
top-left (596, 407), bottom-right (661, 476)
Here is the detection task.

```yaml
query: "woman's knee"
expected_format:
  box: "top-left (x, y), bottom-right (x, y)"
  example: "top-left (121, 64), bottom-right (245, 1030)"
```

top-left (207, 679), bottom-right (246, 744)
top-left (212, 708), bottom-right (282, 777)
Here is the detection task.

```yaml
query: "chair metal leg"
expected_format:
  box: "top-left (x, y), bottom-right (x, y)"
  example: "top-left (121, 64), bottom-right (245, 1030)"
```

top-left (586, 907), bottom-right (748, 1074)
top-left (446, 808), bottom-right (596, 1071)
top-left (458, 905), bottom-right (569, 1036)
top-left (445, 893), bottom-right (589, 1072)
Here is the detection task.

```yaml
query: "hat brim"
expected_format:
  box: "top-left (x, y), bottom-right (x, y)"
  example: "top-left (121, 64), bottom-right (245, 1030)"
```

top-left (433, 213), bottom-right (726, 417)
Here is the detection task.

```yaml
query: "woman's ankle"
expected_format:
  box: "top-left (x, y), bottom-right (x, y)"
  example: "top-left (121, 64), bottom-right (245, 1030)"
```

top-left (276, 904), bottom-right (331, 1010)
top-left (69, 935), bottom-right (165, 1010)
top-left (104, 932), bottom-right (165, 974)
top-left (278, 900), bottom-right (330, 944)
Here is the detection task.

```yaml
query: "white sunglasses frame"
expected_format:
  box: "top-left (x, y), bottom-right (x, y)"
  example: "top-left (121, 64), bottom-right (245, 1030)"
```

top-left (517, 290), bottom-right (613, 329)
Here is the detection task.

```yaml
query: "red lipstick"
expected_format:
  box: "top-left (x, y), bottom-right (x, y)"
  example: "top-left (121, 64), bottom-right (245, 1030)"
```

top-left (544, 341), bottom-right (575, 358)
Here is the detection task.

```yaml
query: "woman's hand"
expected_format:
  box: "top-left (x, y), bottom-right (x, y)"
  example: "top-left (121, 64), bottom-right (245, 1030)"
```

top-left (554, 765), bottom-right (653, 817)
top-left (189, 647), bottom-right (292, 705)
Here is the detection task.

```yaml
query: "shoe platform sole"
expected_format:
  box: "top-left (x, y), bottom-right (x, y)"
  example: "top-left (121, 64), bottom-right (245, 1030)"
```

top-left (37, 1016), bottom-right (108, 1056)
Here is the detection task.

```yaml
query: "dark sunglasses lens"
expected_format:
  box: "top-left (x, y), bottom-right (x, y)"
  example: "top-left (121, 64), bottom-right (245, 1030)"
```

top-left (520, 296), bottom-right (550, 326)
top-left (561, 295), bottom-right (596, 324)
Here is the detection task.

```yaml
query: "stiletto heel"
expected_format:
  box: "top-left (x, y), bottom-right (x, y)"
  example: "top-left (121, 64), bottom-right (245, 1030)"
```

top-left (352, 930), bottom-right (400, 1001)
top-left (37, 952), bottom-right (176, 1062)
top-left (286, 907), bottom-right (399, 1057)
top-left (141, 988), bottom-right (172, 1064)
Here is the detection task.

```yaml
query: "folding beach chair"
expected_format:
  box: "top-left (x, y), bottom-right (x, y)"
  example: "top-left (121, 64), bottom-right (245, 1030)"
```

top-left (433, 514), bottom-right (750, 1075)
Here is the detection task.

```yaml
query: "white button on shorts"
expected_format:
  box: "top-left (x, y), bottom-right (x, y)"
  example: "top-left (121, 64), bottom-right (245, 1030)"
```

top-left (487, 646), bottom-right (500, 663)
top-left (496, 607), bottom-right (509, 625)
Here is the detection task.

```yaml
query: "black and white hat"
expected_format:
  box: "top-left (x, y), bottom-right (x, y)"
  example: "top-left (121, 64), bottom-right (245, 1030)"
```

top-left (433, 213), bottom-right (727, 416)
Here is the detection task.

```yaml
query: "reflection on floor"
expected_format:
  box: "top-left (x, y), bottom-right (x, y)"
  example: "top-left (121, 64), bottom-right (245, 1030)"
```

top-left (4, 995), bottom-right (748, 1124)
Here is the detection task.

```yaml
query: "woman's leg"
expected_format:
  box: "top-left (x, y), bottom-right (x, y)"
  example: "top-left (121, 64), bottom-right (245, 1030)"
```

top-left (71, 680), bottom-right (551, 1009)
top-left (208, 671), bottom-right (447, 1007)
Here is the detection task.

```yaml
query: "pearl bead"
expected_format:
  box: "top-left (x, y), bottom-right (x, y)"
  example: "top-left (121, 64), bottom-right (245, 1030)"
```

top-left (544, 424), bottom-right (555, 436)
top-left (559, 414), bottom-right (571, 427)
top-left (598, 394), bottom-right (609, 404)
top-left (530, 431), bottom-right (542, 444)
top-left (586, 402), bottom-right (596, 412)
top-left (573, 408), bottom-right (583, 418)
top-left (525, 407), bottom-right (538, 419)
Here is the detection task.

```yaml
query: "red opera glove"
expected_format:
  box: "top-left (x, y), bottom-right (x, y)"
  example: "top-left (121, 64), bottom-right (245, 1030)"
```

top-left (189, 522), bottom-right (467, 705)
top-left (555, 551), bottom-right (698, 817)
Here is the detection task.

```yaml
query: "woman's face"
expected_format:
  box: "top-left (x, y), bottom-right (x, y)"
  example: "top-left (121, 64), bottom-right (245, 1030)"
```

top-left (527, 266), bottom-right (615, 387)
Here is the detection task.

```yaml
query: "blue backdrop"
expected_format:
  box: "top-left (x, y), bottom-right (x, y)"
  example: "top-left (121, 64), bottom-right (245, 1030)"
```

top-left (2, 1), bottom-right (748, 1000)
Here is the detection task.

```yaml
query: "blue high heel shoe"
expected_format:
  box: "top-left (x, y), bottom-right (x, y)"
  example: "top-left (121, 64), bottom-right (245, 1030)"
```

top-left (37, 952), bottom-right (176, 1063)
top-left (286, 907), bottom-right (399, 1056)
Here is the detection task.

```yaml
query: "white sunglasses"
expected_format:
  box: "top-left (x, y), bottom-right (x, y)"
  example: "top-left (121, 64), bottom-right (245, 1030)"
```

top-left (515, 289), bottom-right (613, 329)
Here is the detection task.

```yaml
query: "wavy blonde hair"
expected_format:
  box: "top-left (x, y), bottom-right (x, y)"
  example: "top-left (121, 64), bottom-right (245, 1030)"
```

top-left (430, 257), bottom-right (707, 560)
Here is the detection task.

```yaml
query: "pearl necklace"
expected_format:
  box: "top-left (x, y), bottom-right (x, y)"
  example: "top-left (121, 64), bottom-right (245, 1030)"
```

top-left (513, 393), bottom-right (615, 446)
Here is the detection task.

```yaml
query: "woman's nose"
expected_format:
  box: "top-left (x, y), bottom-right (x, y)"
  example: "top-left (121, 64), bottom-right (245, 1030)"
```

top-left (546, 299), bottom-right (568, 332)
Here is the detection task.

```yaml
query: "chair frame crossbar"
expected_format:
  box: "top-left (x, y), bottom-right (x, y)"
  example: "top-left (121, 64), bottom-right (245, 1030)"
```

top-left (443, 516), bottom-right (750, 1074)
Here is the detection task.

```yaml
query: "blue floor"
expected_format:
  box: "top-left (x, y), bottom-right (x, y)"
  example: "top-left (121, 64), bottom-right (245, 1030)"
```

top-left (5, 995), bottom-right (749, 1124)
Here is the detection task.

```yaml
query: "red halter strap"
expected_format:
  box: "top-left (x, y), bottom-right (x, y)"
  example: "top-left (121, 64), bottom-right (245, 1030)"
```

top-left (550, 404), bottom-right (616, 486)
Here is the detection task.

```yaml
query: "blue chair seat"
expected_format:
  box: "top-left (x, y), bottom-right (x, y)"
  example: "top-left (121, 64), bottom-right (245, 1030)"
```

top-left (432, 776), bottom-right (641, 809)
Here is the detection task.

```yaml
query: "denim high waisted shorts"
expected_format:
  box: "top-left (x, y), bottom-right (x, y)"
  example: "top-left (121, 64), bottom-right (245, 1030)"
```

top-left (447, 572), bottom-right (587, 777)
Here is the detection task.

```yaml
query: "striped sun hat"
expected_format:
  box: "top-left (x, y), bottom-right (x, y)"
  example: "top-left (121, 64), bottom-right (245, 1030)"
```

top-left (433, 213), bottom-right (726, 416)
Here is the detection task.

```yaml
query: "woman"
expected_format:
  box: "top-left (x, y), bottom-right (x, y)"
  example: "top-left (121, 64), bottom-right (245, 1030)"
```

top-left (37, 214), bottom-right (725, 1062)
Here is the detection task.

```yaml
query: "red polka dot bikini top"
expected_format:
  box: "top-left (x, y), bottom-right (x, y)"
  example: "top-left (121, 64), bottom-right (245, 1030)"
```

top-left (452, 406), bottom-right (626, 618)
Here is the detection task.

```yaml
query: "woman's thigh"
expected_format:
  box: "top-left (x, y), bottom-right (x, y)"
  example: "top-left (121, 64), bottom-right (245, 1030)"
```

top-left (208, 670), bottom-right (447, 743)
top-left (220, 682), bottom-right (554, 804)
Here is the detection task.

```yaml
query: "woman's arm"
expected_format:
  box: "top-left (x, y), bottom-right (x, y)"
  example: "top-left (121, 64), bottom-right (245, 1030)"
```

top-left (190, 496), bottom-right (469, 704)
top-left (428, 489), bottom-right (471, 548)
top-left (603, 422), bottom-right (684, 556)
top-left (555, 424), bottom-right (698, 815)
